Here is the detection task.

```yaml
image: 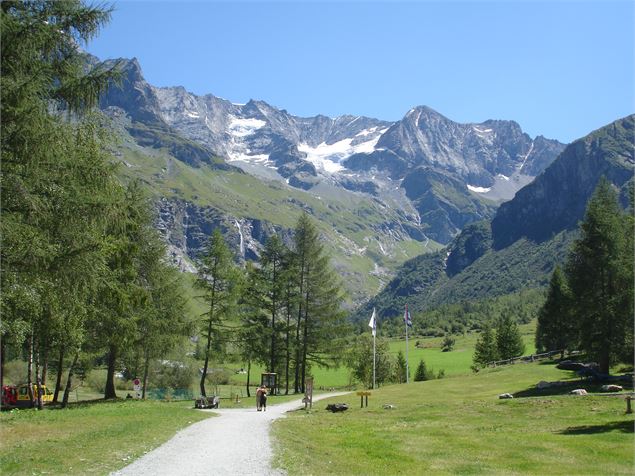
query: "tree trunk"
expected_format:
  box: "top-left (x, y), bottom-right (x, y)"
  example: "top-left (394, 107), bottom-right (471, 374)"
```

top-left (53, 346), bottom-right (65, 403)
top-left (200, 275), bottom-right (218, 397)
top-left (270, 261), bottom-right (278, 375)
top-left (200, 315), bottom-right (214, 397)
top-left (246, 358), bottom-right (251, 397)
top-left (285, 303), bottom-right (291, 395)
top-left (300, 272), bottom-right (311, 394)
top-left (61, 352), bottom-right (79, 408)
top-left (142, 346), bottom-right (150, 400)
top-left (293, 306), bottom-right (302, 393)
top-left (104, 345), bottom-right (118, 399)
top-left (34, 338), bottom-right (43, 410)
top-left (27, 332), bottom-right (34, 407)
top-left (41, 346), bottom-right (49, 386)
top-left (0, 338), bottom-right (5, 391)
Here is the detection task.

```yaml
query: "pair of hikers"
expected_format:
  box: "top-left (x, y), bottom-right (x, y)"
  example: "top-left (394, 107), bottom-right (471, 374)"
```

top-left (256, 384), bottom-right (268, 411)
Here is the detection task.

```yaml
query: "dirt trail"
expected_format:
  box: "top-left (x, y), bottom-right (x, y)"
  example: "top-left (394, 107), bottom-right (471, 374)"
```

top-left (111, 392), bottom-right (349, 476)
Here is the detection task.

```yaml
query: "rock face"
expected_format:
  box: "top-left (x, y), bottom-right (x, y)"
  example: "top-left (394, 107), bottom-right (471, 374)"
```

top-left (96, 56), bottom-right (565, 245)
top-left (156, 198), bottom-right (292, 267)
top-left (492, 115), bottom-right (635, 249)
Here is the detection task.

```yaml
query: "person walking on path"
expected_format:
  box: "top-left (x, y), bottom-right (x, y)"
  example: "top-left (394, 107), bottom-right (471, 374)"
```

top-left (256, 385), bottom-right (268, 412)
top-left (260, 386), bottom-right (268, 412)
top-left (255, 385), bottom-right (266, 411)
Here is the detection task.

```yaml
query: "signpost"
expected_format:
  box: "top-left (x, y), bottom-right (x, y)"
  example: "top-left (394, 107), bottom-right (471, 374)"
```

top-left (133, 378), bottom-right (141, 399)
top-left (356, 391), bottom-right (371, 408)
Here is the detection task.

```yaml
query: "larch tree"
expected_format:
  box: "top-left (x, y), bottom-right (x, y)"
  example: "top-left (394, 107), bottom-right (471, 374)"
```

top-left (196, 228), bottom-right (240, 397)
top-left (0, 0), bottom-right (119, 397)
top-left (293, 213), bottom-right (347, 393)
top-left (565, 177), bottom-right (633, 374)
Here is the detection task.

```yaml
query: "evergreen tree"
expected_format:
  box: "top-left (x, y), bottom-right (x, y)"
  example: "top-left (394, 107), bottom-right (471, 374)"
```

top-left (535, 266), bottom-right (576, 356)
top-left (1, 0), bottom-right (119, 395)
top-left (134, 233), bottom-right (192, 399)
top-left (414, 358), bottom-right (433, 381)
top-left (196, 229), bottom-right (239, 397)
top-left (259, 235), bottom-right (286, 376)
top-left (280, 247), bottom-right (299, 394)
top-left (472, 323), bottom-right (499, 368)
top-left (565, 178), bottom-right (634, 374)
top-left (393, 350), bottom-right (408, 384)
top-left (238, 262), bottom-right (269, 397)
top-left (496, 313), bottom-right (525, 360)
top-left (293, 213), bottom-right (347, 392)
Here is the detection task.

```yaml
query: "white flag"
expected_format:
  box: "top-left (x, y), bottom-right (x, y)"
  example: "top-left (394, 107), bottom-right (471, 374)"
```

top-left (368, 308), bottom-right (377, 337)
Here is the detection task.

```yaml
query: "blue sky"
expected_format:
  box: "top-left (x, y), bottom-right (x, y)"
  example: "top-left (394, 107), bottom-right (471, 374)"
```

top-left (87, 1), bottom-right (634, 143)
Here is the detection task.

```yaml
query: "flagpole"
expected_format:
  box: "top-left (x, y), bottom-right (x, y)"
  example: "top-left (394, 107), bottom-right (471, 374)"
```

top-left (372, 329), bottom-right (376, 389)
top-left (405, 304), bottom-right (410, 384)
top-left (373, 308), bottom-right (376, 390)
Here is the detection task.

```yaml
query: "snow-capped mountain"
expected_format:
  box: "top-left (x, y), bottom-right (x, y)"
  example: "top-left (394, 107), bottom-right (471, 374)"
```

top-left (98, 57), bottom-right (565, 244)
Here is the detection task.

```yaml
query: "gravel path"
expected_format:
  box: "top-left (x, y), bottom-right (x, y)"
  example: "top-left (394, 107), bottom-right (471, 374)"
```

top-left (112, 392), bottom-right (349, 476)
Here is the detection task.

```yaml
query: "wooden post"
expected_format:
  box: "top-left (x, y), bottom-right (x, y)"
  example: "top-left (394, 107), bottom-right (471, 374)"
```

top-left (626, 396), bottom-right (632, 414)
top-left (357, 391), bottom-right (371, 408)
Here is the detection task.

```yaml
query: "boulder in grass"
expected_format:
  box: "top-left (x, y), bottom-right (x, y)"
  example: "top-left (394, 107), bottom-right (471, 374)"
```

top-left (383, 404), bottom-right (395, 409)
top-left (498, 393), bottom-right (514, 399)
top-left (601, 384), bottom-right (623, 392)
top-left (570, 389), bottom-right (588, 396)
top-left (326, 403), bottom-right (349, 412)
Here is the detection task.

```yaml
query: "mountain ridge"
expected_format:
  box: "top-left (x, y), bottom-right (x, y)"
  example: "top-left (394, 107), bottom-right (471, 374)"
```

top-left (354, 114), bottom-right (634, 319)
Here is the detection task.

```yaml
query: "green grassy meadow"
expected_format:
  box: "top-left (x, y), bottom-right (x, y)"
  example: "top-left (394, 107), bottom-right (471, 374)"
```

top-left (231, 323), bottom-right (537, 391)
top-left (0, 400), bottom-right (212, 475)
top-left (273, 361), bottom-right (634, 475)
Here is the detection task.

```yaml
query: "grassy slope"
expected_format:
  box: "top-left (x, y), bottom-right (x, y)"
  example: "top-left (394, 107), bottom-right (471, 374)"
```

top-left (0, 400), bottom-right (212, 475)
top-left (118, 143), bottom-right (441, 302)
top-left (273, 362), bottom-right (634, 475)
top-left (228, 323), bottom-right (537, 390)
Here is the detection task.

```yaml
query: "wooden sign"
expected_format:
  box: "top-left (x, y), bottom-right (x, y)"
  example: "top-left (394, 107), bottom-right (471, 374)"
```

top-left (356, 391), bottom-right (371, 407)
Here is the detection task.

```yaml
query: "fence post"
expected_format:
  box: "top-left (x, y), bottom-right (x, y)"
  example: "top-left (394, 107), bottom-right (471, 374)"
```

top-left (626, 396), bottom-right (632, 414)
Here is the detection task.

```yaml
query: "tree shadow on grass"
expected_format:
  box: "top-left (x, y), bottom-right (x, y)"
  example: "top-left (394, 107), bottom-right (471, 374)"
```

top-left (558, 420), bottom-right (634, 435)
top-left (513, 381), bottom-right (633, 398)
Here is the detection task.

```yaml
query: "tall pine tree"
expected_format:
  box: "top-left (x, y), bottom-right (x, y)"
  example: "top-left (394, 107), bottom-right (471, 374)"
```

top-left (566, 178), bottom-right (633, 374)
top-left (196, 229), bottom-right (239, 397)
top-left (293, 213), bottom-right (347, 393)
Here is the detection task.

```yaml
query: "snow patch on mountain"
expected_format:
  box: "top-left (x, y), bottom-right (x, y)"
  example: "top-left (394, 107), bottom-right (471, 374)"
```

top-left (228, 117), bottom-right (266, 137)
top-left (467, 184), bottom-right (492, 193)
top-left (227, 152), bottom-right (272, 167)
top-left (298, 134), bottom-right (383, 173)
